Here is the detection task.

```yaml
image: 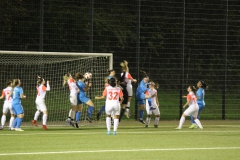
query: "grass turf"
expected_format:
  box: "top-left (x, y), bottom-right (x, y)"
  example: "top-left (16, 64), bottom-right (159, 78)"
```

top-left (0, 120), bottom-right (239, 160)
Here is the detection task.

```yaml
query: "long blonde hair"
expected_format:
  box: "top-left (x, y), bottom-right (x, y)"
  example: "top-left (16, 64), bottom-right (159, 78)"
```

top-left (120, 60), bottom-right (129, 72)
top-left (63, 73), bottom-right (71, 87)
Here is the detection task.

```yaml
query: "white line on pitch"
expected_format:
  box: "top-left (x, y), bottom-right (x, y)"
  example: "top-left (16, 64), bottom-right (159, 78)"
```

top-left (0, 147), bottom-right (240, 156)
top-left (0, 130), bottom-right (239, 136)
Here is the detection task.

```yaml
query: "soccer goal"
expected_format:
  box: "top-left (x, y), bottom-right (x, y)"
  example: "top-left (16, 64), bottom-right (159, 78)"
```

top-left (0, 51), bottom-right (113, 127)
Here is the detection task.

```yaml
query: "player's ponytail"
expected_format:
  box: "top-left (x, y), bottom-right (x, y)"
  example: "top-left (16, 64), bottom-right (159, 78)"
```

top-left (189, 85), bottom-right (196, 93)
top-left (109, 78), bottom-right (116, 87)
top-left (12, 79), bottom-right (20, 92)
top-left (63, 73), bottom-right (71, 87)
top-left (200, 80), bottom-right (207, 90)
top-left (37, 77), bottom-right (44, 86)
top-left (120, 60), bottom-right (128, 72)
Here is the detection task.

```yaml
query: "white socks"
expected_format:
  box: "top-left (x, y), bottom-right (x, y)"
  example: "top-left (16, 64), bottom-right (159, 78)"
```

top-left (106, 117), bottom-right (111, 131)
top-left (146, 117), bottom-right (151, 125)
top-left (154, 117), bottom-right (160, 125)
top-left (71, 110), bottom-right (76, 120)
top-left (34, 111), bottom-right (41, 121)
top-left (1, 115), bottom-right (6, 126)
top-left (178, 116), bottom-right (185, 129)
top-left (9, 117), bottom-right (14, 128)
top-left (113, 119), bottom-right (119, 132)
top-left (43, 114), bottom-right (47, 125)
top-left (194, 119), bottom-right (203, 129)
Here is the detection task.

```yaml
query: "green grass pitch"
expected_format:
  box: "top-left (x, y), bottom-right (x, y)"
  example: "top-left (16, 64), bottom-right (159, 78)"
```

top-left (0, 120), bottom-right (240, 160)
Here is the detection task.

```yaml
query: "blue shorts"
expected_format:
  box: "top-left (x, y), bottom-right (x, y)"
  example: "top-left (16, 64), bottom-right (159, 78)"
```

top-left (136, 93), bottom-right (146, 105)
top-left (197, 103), bottom-right (205, 113)
top-left (12, 103), bottom-right (24, 115)
top-left (78, 95), bottom-right (90, 104)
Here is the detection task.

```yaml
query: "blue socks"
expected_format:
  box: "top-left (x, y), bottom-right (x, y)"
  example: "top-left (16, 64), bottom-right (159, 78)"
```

top-left (75, 112), bottom-right (81, 122)
top-left (99, 105), bottom-right (105, 114)
top-left (88, 106), bottom-right (94, 117)
top-left (12, 117), bottom-right (18, 128)
top-left (139, 110), bottom-right (144, 119)
top-left (16, 118), bottom-right (22, 128)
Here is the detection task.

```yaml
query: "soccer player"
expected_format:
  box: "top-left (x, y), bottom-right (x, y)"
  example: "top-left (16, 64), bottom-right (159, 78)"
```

top-left (32, 76), bottom-right (50, 130)
top-left (96, 70), bottom-right (116, 120)
top-left (189, 80), bottom-right (207, 129)
top-left (75, 72), bottom-right (94, 126)
top-left (95, 78), bottom-right (123, 135)
top-left (0, 80), bottom-right (14, 130)
top-left (175, 85), bottom-right (203, 130)
top-left (120, 60), bottom-right (137, 118)
top-left (136, 76), bottom-right (155, 124)
top-left (11, 79), bottom-right (26, 131)
top-left (118, 71), bottom-right (128, 122)
top-left (145, 81), bottom-right (160, 128)
top-left (63, 73), bottom-right (79, 127)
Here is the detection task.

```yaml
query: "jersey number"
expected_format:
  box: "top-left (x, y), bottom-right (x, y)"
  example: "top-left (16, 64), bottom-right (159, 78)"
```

top-left (108, 92), bottom-right (118, 100)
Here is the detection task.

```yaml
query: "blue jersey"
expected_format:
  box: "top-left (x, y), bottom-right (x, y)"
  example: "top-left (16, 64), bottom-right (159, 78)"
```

top-left (136, 80), bottom-right (149, 94)
top-left (196, 88), bottom-right (205, 106)
top-left (12, 86), bottom-right (23, 104)
top-left (76, 81), bottom-right (86, 96)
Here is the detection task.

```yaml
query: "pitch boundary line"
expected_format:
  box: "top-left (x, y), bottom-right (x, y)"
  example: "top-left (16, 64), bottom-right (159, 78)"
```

top-left (0, 147), bottom-right (240, 156)
top-left (0, 130), bottom-right (239, 136)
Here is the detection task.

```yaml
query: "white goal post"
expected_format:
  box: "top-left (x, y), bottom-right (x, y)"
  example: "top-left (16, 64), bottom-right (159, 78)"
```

top-left (0, 51), bottom-right (113, 126)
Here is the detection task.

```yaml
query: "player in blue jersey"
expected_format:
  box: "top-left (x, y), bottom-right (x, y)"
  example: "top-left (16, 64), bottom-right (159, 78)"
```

top-left (189, 80), bottom-right (207, 129)
top-left (136, 75), bottom-right (155, 124)
top-left (11, 79), bottom-right (26, 131)
top-left (74, 72), bottom-right (94, 127)
top-left (96, 70), bottom-right (116, 120)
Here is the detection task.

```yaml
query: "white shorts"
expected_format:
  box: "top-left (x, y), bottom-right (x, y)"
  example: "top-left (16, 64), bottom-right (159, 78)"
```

top-left (105, 103), bottom-right (120, 116)
top-left (126, 84), bottom-right (133, 96)
top-left (146, 101), bottom-right (160, 115)
top-left (2, 102), bottom-right (14, 114)
top-left (70, 96), bottom-right (77, 106)
top-left (35, 99), bottom-right (47, 112)
top-left (183, 104), bottom-right (199, 117)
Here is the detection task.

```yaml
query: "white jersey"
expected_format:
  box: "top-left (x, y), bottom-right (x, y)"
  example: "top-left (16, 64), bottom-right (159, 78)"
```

top-left (148, 88), bottom-right (158, 107)
top-left (187, 91), bottom-right (197, 106)
top-left (1, 86), bottom-right (12, 103)
top-left (103, 86), bottom-right (123, 105)
top-left (68, 78), bottom-right (78, 97)
top-left (36, 84), bottom-right (50, 100)
top-left (121, 72), bottom-right (133, 85)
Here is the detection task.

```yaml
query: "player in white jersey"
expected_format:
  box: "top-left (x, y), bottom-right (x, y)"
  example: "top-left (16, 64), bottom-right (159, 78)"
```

top-left (145, 81), bottom-right (160, 128)
top-left (63, 73), bottom-right (79, 127)
top-left (32, 76), bottom-right (50, 130)
top-left (0, 80), bottom-right (14, 130)
top-left (95, 78), bottom-right (123, 135)
top-left (120, 60), bottom-right (137, 118)
top-left (175, 85), bottom-right (203, 130)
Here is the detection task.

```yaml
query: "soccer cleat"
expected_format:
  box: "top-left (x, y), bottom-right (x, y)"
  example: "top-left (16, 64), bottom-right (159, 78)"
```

top-left (106, 131), bottom-right (111, 135)
top-left (96, 113), bottom-right (100, 121)
top-left (139, 119), bottom-right (146, 124)
top-left (8, 127), bottom-right (12, 131)
top-left (42, 125), bottom-right (48, 130)
top-left (66, 118), bottom-right (71, 126)
top-left (189, 124), bottom-right (196, 129)
top-left (32, 120), bottom-right (38, 127)
top-left (86, 116), bottom-right (92, 123)
top-left (10, 128), bottom-right (15, 131)
top-left (0, 126), bottom-right (4, 130)
top-left (154, 125), bottom-right (158, 128)
top-left (194, 125), bottom-right (198, 129)
top-left (113, 131), bottom-right (117, 135)
top-left (75, 123), bottom-right (79, 128)
top-left (145, 125), bottom-right (148, 128)
top-left (125, 111), bottom-right (130, 118)
top-left (15, 128), bottom-right (24, 131)
top-left (70, 121), bottom-right (75, 128)
top-left (175, 127), bottom-right (182, 130)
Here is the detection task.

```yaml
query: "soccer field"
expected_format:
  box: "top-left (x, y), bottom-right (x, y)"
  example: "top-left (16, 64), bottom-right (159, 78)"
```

top-left (0, 120), bottom-right (240, 160)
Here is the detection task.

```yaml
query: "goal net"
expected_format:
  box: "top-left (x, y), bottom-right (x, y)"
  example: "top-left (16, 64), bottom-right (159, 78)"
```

top-left (0, 51), bottom-right (113, 127)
